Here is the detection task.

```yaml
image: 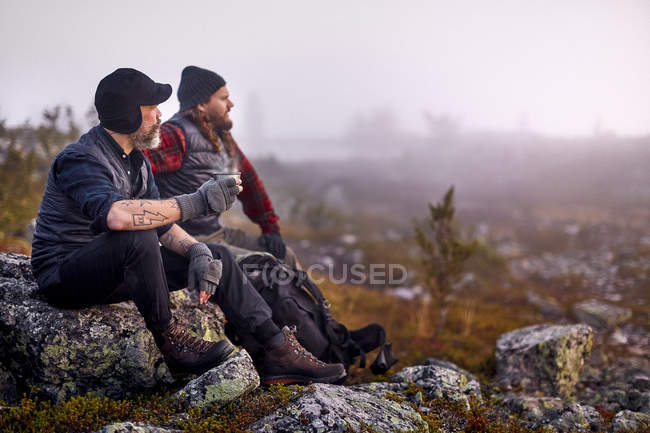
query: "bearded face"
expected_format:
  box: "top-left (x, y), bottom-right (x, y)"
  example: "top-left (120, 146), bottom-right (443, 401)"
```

top-left (207, 110), bottom-right (233, 132)
top-left (130, 118), bottom-right (161, 150)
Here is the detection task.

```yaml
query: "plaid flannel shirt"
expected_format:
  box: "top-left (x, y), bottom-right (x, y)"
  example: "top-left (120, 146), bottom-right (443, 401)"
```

top-left (144, 122), bottom-right (280, 234)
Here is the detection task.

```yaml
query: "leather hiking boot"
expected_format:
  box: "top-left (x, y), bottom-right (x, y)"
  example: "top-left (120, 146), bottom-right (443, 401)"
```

top-left (154, 320), bottom-right (235, 376)
top-left (262, 326), bottom-right (346, 384)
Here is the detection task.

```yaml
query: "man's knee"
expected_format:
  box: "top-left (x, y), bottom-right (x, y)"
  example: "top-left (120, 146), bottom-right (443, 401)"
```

top-left (207, 243), bottom-right (236, 267)
top-left (110, 230), bottom-right (160, 253)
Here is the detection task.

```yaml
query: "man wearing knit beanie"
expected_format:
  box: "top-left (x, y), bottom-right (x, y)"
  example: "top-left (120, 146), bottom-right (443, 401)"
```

top-left (32, 67), bottom-right (344, 385)
top-left (143, 66), bottom-right (301, 268)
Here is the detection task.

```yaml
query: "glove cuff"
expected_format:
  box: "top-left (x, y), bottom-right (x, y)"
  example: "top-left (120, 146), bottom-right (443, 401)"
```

top-left (175, 192), bottom-right (206, 222)
top-left (186, 242), bottom-right (213, 259)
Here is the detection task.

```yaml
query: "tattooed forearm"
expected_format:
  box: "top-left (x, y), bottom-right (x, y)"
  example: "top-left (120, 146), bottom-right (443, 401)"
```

top-left (132, 210), bottom-right (169, 226)
top-left (178, 238), bottom-right (194, 253)
top-left (108, 199), bottom-right (182, 231)
top-left (159, 224), bottom-right (198, 256)
top-left (159, 231), bottom-right (175, 245)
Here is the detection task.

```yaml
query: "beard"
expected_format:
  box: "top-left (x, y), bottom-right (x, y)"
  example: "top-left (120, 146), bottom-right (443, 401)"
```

top-left (130, 119), bottom-right (161, 151)
top-left (208, 111), bottom-right (233, 133)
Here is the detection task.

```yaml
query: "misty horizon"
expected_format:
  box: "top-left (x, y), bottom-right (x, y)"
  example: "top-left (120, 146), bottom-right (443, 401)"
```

top-left (2, 0), bottom-right (649, 146)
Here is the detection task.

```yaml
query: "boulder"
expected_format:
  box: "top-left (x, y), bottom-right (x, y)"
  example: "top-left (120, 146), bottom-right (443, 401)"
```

top-left (609, 410), bottom-right (650, 433)
top-left (572, 299), bottom-right (632, 330)
top-left (496, 324), bottom-right (593, 396)
top-left (423, 358), bottom-right (479, 384)
top-left (247, 383), bottom-right (427, 433)
top-left (0, 253), bottom-right (227, 402)
top-left (93, 423), bottom-right (182, 433)
top-left (173, 350), bottom-right (259, 409)
top-left (503, 396), bottom-right (604, 432)
top-left (390, 363), bottom-right (482, 409)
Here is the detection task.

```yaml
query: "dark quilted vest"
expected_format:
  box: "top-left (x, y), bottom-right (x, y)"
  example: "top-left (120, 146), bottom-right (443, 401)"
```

top-left (31, 126), bottom-right (151, 288)
top-left (153, 113), bottom-right (234, 235)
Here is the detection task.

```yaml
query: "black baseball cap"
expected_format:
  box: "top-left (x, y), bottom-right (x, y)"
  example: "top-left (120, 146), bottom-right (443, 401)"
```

top-left (94, 68), bottom-right (172, 134)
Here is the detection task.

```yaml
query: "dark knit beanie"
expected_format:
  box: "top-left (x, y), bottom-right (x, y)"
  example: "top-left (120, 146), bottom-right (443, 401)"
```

top-left (177, 66), bottom-right (226, 112)
top-left (95, 68), bottom-right (172, 134)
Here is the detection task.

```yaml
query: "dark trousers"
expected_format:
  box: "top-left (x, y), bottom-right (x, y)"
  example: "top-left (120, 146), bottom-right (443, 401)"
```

top-left (42, 230), bottom-right (274, 337)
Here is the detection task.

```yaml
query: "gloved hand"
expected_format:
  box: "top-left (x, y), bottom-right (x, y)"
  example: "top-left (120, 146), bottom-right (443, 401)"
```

top-left (174, 177), bottom-right (241, 222)
top-left (186, 243), bottom-right (222, 304)
top-left (259, 232), bottom-right (287, 259)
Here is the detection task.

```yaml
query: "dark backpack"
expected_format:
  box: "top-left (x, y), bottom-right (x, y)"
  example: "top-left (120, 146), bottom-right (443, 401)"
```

top-left (225, 253), bottom-right (398, 374)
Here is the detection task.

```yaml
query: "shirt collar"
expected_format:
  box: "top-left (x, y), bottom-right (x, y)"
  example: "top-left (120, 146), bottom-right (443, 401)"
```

top-left (100, 127), bottom-right (144, 167)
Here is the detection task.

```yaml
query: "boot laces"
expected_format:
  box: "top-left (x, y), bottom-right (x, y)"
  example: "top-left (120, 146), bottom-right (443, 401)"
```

top-left (285, 326), bottom-right (326, 366)
top-left (167, 323), bottom-right (213, 353)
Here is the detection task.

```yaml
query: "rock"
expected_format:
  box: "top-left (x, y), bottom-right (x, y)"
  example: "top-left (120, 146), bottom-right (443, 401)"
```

top-left (0, 253), bottom-right (227, 402)
top-left (503, 395), bottom-right (564, 424)
top-left (577, 356), bottom-right (650, 414)
top-left (610, 410), bottom-right (650, 432)
top-left (496, 324), bottom-right (593, 396)
top-left (503, 396), bottom-right (603, 432)
top-left (173, 350), bottom-right (259, 408)
top-left (352, 361), bottom-right (482, 411)
top-left (247, 383), bottom-right (427, 433)
top-left (572, 299), bottom-right (632, 330)
top-left (552, 404), bottom-right (604, 433)
top-left (93, 422), bottom-right (182, 433)
top-left (424, 358), bottom-right (479, 383)
top-left (390, 364), bottom-right (482, 410)
top-left (0, 253), bottom-right (35, 281)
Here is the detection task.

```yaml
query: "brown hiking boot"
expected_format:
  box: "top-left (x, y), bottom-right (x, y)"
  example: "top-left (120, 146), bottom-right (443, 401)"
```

top-left (262, 326), bottom-right (346, 384)
top-left (154, 320), bottom-right (235, 376)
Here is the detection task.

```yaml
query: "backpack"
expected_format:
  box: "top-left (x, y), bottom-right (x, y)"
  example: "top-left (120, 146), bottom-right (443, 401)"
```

top-left (225, 253), bottom-right (398, 374)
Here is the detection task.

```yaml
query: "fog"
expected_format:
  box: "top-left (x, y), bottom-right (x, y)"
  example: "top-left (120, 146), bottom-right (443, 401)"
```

top-left (1, 0), bottom-right (649, 154)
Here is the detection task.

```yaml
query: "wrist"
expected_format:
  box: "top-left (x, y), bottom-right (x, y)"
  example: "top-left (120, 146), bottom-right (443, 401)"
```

top-left (186, 242), bottom-right (212, 259)
top-left (175, 192), bottom-right (207, 222)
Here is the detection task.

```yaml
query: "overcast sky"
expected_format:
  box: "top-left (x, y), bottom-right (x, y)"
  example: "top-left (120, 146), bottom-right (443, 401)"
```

top-left (1, 0), bottom-right (649, 139)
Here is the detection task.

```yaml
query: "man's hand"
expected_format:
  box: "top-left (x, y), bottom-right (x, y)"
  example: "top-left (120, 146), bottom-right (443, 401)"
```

top-left (186, 243), bottom-right (222, 304)
top-left (175, 177), bottom-right (242, 222)
top-left (259, 232), bottom-right (287, 259)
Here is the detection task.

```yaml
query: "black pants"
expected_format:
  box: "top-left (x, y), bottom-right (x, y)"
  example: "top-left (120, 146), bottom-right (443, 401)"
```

top-left (42, 230), bottom-right (275, 337)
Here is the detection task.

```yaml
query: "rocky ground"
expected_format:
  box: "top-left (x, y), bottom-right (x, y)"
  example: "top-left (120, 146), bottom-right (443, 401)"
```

top-left (1, 252), bottom-right (648, 432)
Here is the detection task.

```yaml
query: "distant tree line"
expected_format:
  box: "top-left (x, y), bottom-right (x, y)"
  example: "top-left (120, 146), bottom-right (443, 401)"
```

top-left (0, 106), bottom-right (90, 239)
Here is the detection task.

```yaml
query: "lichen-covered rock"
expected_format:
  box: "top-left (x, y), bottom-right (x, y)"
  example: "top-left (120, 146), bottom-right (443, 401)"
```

top-left (572, 299), bottom-right (632, 330)
top-left (552, 404), bottom-right (603, 433)
top-left (609, 410), bottom-right (650, 432)
top-left (0, 252), bottom-right (35, 281)
top-left (93, 422), bottom-right (182, 433)
top-left (503, 395), bottom-right (565, 424)
top-left (390, 363), bottom-right (482, 410)
top-left (0, 253), bottom-right (227, 402)
top-left (173, 349), bottom-right (258, 408)
top-left (503, 396), bottom-right (603, 432)
top-left (424, 357), bottom-right (479, 383)
top-left (247, 383), bottom-right (427, 433)
top-left (352, 361), bottom-right (481, 412)
top-left (577, 355), bottom-right (650, 414)
top-left (496, 324), bottom-right (593, 396)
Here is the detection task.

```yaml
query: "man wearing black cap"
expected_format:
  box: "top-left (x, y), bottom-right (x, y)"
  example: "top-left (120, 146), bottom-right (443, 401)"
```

top-left (31, 68), bottom-right (346, 384)
top-left (143, 66), bottom-right (300, 268)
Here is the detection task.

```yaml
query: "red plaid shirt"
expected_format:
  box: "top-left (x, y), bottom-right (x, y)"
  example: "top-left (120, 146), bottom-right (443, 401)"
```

top-left (144, 122), bottom-right (280, 234)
